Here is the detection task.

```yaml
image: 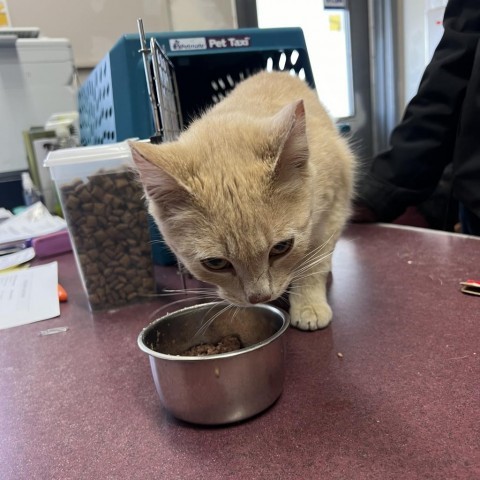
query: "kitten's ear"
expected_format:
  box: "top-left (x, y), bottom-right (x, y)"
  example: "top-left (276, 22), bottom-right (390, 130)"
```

top-left (128, 141), bottom-right (192, 214)
top-left (271, 99), bottom-right (309, 182)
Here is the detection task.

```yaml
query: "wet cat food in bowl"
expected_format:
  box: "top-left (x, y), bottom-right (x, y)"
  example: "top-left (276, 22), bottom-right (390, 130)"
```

top-left (180, 334), bottom-right (243, 356)
top-left (137, 302), bottom-right (290, 425)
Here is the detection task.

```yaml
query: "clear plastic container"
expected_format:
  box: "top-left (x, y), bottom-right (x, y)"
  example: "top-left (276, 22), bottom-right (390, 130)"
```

top-left (44, 141), bottom-right (156, 311)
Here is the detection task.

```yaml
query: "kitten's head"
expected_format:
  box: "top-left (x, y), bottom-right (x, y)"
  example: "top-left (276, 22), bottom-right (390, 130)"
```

top-left (130, 100), bottom-right (315, 305)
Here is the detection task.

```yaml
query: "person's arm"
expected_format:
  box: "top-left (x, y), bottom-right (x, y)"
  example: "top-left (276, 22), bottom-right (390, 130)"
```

top-left (357, 0), bottom-right (480, 222)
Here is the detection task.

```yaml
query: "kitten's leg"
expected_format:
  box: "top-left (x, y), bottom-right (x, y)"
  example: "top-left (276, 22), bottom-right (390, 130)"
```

top-left (289, 240), bottom-right (334, 331)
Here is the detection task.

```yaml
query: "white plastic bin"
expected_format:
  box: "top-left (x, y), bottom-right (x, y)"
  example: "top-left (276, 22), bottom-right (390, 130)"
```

top-left (45, 141), bottom-right (156, 311)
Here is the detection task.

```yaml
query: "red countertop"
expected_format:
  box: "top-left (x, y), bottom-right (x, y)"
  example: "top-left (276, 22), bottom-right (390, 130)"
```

top-left (1, 224), bottom-right (479, 480)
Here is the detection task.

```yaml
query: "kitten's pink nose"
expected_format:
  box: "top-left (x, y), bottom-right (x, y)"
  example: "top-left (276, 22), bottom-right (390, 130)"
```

top-left (247, 293), bottom-right (271, 304)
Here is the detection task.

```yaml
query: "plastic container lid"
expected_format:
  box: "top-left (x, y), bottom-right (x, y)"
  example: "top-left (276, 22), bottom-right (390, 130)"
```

top-left (44, 140), bottom-right (138, 168)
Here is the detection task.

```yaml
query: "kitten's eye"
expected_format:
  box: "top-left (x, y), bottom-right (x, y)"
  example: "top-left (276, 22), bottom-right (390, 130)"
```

top-left (270, 238), bottom-right (294, 257)
top-left (201, 258), bottom-right (232, 271)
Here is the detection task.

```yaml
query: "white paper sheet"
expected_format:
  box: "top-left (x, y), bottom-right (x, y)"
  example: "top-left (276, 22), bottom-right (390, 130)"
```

top-left (0, 202), bottom-right (66, 245)
top-left (0, 262), bottom-right (60, 330)
top-left (0, 247), bottom-right (35, 271)
top-left (0, 207), bottom-right (13, 222)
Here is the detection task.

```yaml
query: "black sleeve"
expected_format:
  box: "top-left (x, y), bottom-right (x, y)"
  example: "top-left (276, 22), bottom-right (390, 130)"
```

top-left (358, 0), bottom-right (480, 222)
top-left (452, 40), bottom-right (480, 221)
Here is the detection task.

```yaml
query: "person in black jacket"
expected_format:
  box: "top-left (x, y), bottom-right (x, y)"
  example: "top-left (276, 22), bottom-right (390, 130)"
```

top-left (354, 0), bottom-right (480, 235)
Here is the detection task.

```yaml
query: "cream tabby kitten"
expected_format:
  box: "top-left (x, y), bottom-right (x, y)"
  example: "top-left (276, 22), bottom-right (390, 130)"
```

top-left (130, 71), bottom-right (354, 330)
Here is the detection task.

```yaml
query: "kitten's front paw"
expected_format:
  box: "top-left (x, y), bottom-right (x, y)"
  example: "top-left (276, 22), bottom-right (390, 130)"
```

top-left (290, 301), bottom-right (332, 331)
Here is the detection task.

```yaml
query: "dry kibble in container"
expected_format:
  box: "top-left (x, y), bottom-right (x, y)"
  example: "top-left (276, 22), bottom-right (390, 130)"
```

top-left (60, 169), bottom-right (155, 309)
top-left (44, 141), bottom-right (157, 311)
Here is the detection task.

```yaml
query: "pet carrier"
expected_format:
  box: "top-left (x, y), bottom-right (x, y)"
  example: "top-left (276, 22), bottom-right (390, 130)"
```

top-left (78, 27), bottom-right (314, 146)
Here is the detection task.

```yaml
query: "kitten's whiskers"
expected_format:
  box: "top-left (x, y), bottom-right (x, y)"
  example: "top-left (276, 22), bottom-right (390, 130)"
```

top-left (292, 250), bottom-right (334, 280)
top-left (161, 287), bottom-right (218, 296)
top-left (147, 295), bottom-right (210, 321)
top-left (194, 303), bottom-right (235, 339)
top-left (294, 231), bottom-right (336, 271)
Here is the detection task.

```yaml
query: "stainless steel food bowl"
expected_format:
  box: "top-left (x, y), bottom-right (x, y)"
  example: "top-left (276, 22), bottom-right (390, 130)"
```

top-left (137, 302), bottom-right (290, 425)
